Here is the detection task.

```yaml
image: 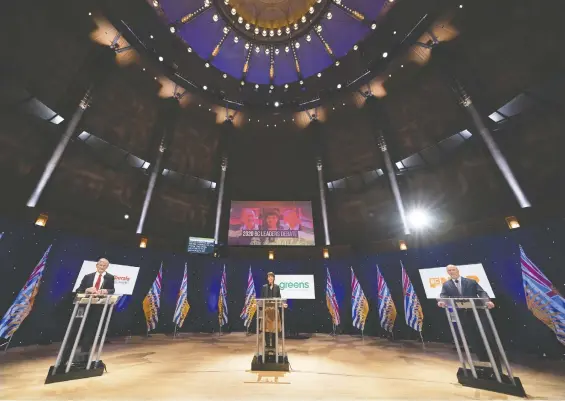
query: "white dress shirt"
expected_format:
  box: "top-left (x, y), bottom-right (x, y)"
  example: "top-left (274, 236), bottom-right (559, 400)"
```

top-left (452, 278), bottom-right (462, 294)
top-left (92, 271), bottom-right (106, 289)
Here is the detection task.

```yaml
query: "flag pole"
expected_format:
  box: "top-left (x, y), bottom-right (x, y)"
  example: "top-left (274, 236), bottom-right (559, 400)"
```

top-left (3, 335), bottom-right (14, 353)
top-left (219, 322), bottom-right (222, 337)
top-left (173, 324), bottom-right (178, 339)
top-left (419, 331), bottom-right (425, 349)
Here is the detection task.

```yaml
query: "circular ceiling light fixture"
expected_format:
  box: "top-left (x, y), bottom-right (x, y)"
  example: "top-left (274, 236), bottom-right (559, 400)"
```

top-left (255, 46), bottom-right (260, 53)
top-left (335, 60), bottom-right (340, 66)
top-left (371, 23), bottom-right (377, 30)
top-left (245, 23), bottom-right (251, 30)
top-left (353, 44), bottom-right (358, 50)
top-left (213, 14), bottom-right (219, 22)
top-left (274, 101), bottom-right (280, 107)
top-left (393, 30), bottom-right (397, 35)
top-left (241, 81), bottom-right (245, 85)
top-left (205, 62), bottom-right (210, 68)
top-left (254, 27), bottom-right (260, 34)
top-left (150, 35), bottom-right (154, 39)
top-left (317, 72), bottom-right (322, 77)
top-left (284, 84), bottom-right (289, 88)
top-left (294, 23), bottom-right (299, 30)
top-left (238, 16), bottom-right (243, 23)
top-left (382, 51), bottom-right (388, 58)
top-left (326, 12), bottom-right (333, 19)
top-left (124, 214), bottom-right (130, 219)
top-left (262, 30), bottom-right (267, 37)
top-left (316, 25), bottom-right (322, 33)
top-left (203, 85), bottom-right (208, 90)
top-left (223, 27), bottom-right (229, 34)
top-left (301, 16), bottom-right (307, 23)
top-left (234, 36), bottom-right (239, 43)
top-left (231, 7), bottom-right (237, 15)
top-left (187, 47), bottom-right (192, 52)
top-left (299, 80), bottom-right (304, 85)
top-left (204, 0), bottom-right (210, 6)
top-left (309, 6), bottom-right (315, 14)
top-left (286, 27), bottom-right (291, 34)
top-left (306, 35), bottom-right (311, 42)
top-left (337, 84), bottom-right (342, 89)
top-left (270, 85), bottom-right (274, 89)
top-left (265, 48), bottom-right (269, 54)
top-left (269, 30), bottom-right (274, 37)
top-left (152, 0), bottom-right (159, 6)
top-left (170, 26), bottom-right (176, 33)
top-left (285, 46), bottom-right (290, 53)
top-left (295, 42), bottom-right (300, 49)
top-left (275, 48), bottom-right (280, 54)
top-left (158, 56), bottom-right (164, 62)
top-left (223, 74), bottom-right (227, 78)
top-left (255, 84), bottom-right (259, 89)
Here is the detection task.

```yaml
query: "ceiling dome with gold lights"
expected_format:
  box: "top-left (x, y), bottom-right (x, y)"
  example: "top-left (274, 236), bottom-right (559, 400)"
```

top-left (153, 0), bottom-right (389, 85)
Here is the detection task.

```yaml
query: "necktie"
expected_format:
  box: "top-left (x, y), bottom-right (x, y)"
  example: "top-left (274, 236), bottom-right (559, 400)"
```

top-left (454, 279), bottom-right (461, 294)
top-left (95, 274), bottom-right (102, 290)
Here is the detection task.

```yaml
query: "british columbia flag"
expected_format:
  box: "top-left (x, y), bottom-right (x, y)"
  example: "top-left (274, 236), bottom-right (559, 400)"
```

top-left (0, 245), bottom-right (52, 339)
top-left (401, 261), bottom-right (424, 332)
top-left (520, 245), bottom-right (565, 346)
top-left (376, 265), bottom-right (396, 333)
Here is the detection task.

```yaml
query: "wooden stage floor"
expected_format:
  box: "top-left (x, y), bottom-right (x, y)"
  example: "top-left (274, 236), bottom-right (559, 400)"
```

top-left (1, 333), bottom-right (564, 400)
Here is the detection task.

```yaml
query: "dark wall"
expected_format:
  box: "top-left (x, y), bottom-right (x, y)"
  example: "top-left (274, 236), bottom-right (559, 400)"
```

top-left (1, 217), bottom-right (564, 359)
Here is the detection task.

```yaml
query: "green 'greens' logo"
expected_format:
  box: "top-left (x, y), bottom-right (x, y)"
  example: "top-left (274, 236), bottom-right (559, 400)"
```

top-left (279, 281), bottom-right (310, 290)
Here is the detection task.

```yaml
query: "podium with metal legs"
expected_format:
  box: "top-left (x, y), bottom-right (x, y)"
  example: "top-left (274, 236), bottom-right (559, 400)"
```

top-left (441, 297), bottom-right (526, 397)
top-left (45, 294), bottom-right (119, 384)
top-left (251, 298), bottom-right (289, 371)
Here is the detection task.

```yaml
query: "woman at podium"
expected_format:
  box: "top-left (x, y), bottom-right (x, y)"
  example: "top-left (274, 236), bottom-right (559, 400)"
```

top-left (260, 272), bottom-right (286, 348)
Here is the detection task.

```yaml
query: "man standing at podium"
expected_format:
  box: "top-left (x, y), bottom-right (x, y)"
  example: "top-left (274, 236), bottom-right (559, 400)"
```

top-left (62, 258), bottom-right (115, 366)
top-left (260, 272), bottom-right (286, 349)
top-left (437, 264), bottom-right (501, 371)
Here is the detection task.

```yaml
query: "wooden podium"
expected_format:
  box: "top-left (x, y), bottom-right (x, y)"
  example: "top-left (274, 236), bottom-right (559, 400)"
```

top-left (45, 293), bottom-right (120, 384)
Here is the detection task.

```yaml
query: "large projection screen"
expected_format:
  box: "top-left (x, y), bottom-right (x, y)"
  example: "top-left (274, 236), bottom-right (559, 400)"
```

top-left (228, 201), bottom-right (315, 246)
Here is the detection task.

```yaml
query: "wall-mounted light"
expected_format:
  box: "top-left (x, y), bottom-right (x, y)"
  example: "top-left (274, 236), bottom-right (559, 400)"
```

top-left (323, 248), bottom-right (330, 259)
top-left (268, 250), bottom-right (275, 260)
top-left (399, 240), bottom-right (408, 251)
top-left (505, 216), bottom-right (520, 229)
top-left (35, 213), bottom-right (48, 227)
top-left (139, 237), bottom-right (148, 248)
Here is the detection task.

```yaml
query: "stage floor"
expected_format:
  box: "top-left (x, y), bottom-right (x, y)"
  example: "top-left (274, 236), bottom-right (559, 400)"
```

top-left (1, 333), bottom-right (564, 400)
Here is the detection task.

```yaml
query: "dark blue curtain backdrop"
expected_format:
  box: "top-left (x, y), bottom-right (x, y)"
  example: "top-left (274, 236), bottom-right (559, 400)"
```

top-left (1, 217), bottom-right (564, 358)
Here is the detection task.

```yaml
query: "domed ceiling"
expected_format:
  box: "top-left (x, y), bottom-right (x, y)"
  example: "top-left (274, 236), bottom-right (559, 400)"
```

top-left (155, 0), bottom-right (387, 85)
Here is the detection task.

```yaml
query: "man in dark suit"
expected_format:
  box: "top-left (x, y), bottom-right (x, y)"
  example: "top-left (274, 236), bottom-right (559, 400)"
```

top-left (260, 272), bottom-right (286, 348)
top-left (437, 264), bottom-right (501, 372)
top-left (62, 258), bottom-right (115, 366)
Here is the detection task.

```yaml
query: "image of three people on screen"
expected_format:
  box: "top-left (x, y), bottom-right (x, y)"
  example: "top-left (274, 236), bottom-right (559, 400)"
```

top-left (228, 207), bottom-right (314, 246)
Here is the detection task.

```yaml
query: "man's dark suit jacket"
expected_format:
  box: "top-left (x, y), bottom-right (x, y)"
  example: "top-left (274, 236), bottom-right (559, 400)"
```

top-left (439, 277), bottom-right (489, 299)
top-left (261, 283), bottom-right (281, 298)
top-left (76, 272), bottom-right (116, 294)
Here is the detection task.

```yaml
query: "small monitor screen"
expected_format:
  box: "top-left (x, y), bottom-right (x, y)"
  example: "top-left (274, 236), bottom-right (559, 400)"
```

top-left (187, 237), bottom-right (215, 254)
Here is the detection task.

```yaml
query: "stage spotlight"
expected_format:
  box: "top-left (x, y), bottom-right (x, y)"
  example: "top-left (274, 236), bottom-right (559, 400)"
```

top-left (268, 250), bottom-right (275, 260)
top-left (139, 237), bottom-right (148, 248)
top-left (399, 240), bottom-right (408, 251)
top-left (35, 213), bottom-right (48, 227)
top-left (505, 216), bottom-right (520, 229)
top-left (124, 214), bottom-right (130, 220)
top-left (407, 209), bottom-right (432, 230)
top-left (323, 248), bottom-right (330, 259)
top-left (158, 56), bottom-right (164, 62)
top-left (274, 101), bottom-right (280, 107)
